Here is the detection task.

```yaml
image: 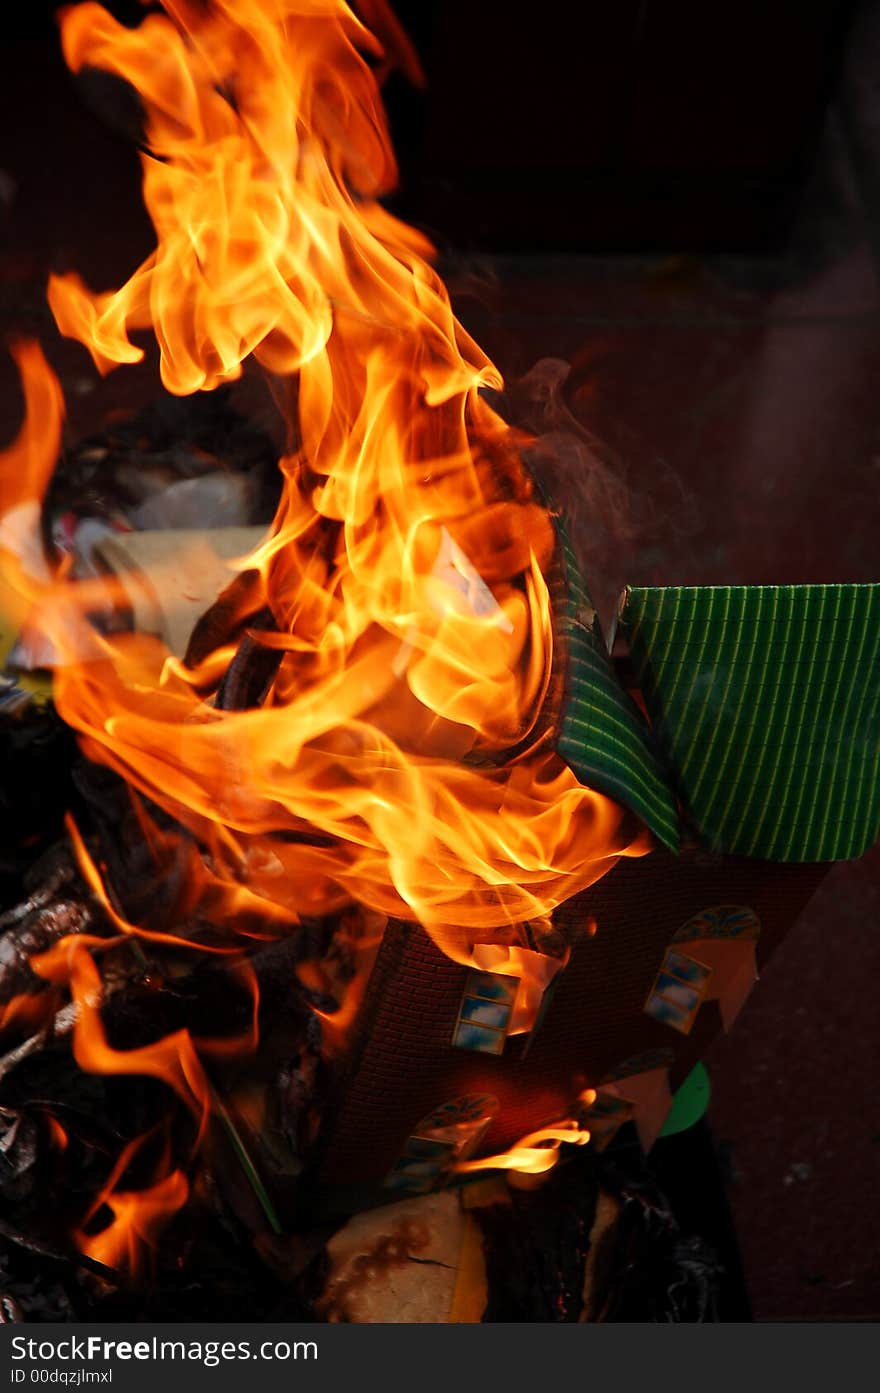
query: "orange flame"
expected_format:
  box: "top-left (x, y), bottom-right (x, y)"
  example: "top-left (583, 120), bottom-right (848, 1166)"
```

top-left (51, 940), bottom-right (211, 1122)
top-left (0, 341), bottom-right (64, 633)
top-left (302, 906), bottom-right (386, 1055)
top-left (30, 929), bottom-right (258, 1270)
top-left (32, 930), bottom-right (258, 1123)
top-left (75, 1132), bottom-right (189, 1275)
top-left (456, 1120), bottom-right (591, 1179)
top-left (46, 1114), bottom-right (70, 1152)
top-left (0, 0), bottom-right (651, 956)
top-left (66, 812), bottom-right (241, 956)
top-left (0, 989), bottom-right (61, 1042)
top-left (456, 1091), bottom-right (598, 1179)
top-left (0, 1), bottom-right (653, 1260)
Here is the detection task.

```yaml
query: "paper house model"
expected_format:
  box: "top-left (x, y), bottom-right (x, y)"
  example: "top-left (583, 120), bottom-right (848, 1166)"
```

top-left (302, 526), bottom-right (880, 1221)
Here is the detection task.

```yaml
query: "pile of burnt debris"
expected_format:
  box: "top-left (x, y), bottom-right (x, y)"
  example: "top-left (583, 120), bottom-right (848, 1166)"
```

top-left (0, 394), bottom-right (722, 1323)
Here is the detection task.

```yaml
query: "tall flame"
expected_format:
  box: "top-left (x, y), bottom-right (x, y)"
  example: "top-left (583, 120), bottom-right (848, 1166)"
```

top-left (0, 0), bottom-right (652, 1267)
top-left (23, 0), bottom-right (649, 948)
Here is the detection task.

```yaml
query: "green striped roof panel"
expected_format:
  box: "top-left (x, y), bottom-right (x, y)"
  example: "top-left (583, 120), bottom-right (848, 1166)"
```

top-left (553, 531), bottom-right (680, 852)
top-left (619, 583), bottom-right (880, 862)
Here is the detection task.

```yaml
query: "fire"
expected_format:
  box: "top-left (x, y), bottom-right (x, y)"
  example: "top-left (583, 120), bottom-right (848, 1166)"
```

top-left (30, 928), bottom-right (260, 1123)
top-left (0, 0), bottom-right (653, 1269)
top-left (454, 1090), bottom-right (597, 1181)
top-left (79, 1168), bottom-right (190, 1274)
top-left (0, 990), bottom-right (61, 1042)
top-left (0, 342), bottom-right (64, 632)
top-left (75, 1132), bottom-right (189, 1275)
top-left (46, 1114), bottom-right (69, 1152)
top-left (303, 905), bottom-right (387, 1055)
top-left (20, 0), bottom-right (649, 943)
top-left (456, 1121), bottom-right (592, 1179)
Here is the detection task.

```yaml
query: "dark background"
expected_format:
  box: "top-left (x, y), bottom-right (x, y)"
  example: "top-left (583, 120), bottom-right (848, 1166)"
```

top-left (2, 0), bottom-right (880, 1320)
top-left (384, 0), bottom-right (853, 254)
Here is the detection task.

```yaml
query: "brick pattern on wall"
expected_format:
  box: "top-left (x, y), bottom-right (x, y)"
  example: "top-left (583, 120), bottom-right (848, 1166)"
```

top-left (314, 850), bottom-right (827, 1199)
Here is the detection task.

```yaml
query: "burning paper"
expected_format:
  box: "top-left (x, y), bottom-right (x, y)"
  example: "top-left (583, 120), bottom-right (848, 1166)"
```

top-left (0, 0), bottom-right (645, 1271)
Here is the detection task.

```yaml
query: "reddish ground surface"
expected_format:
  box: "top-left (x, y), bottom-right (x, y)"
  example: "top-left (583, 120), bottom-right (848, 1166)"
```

top-left (2, 20), bottom-right (879, 1321)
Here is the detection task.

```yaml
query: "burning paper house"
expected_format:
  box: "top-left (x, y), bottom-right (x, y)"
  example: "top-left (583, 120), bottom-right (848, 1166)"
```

top-left (0, 0), bottom-right (878, 1315)
top-left (309, 572), bottom-right (880, 1214)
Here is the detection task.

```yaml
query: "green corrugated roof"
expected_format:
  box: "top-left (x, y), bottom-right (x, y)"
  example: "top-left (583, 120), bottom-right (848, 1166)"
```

top-left (620, 583), bottom-right (880, 862)
top-left (553, 529), bottom-right (680, 852)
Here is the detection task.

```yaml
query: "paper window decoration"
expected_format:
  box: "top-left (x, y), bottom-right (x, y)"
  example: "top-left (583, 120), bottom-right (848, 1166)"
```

top-left (601, 1048), bottom-right (676, 1082)
top-left (673, 904), bottom-right (761, 942)
top-left (643, 947), bottom-right (712, 1035)
top-left (451, 970), bottom-right (520, 1054)
top-left (384, 1094), bottom-right (498, 1195)
top-left (583, 1092), bottom-right (634, 1151)
top-left (383, 1135), bottom-right (458, 1195)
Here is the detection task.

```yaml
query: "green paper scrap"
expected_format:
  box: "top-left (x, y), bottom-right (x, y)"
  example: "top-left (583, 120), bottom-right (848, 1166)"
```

top-left (552, 527), bottom-right (680, 851)
top-left (660, 1061), bottom-right (711, 1137)
top-left (620, 583), bottom-right (880, 862)
top-left (209, 1087), bottom-right (283, 1235)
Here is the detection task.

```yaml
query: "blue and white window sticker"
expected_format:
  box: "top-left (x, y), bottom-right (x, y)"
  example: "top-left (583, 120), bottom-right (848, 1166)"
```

top-left (452, 969), bottom-right (520, 1054)
top-left (643, 947), bottom-right (712, 1035)
top-left (384, 1094), bottom-right (499, 1194)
